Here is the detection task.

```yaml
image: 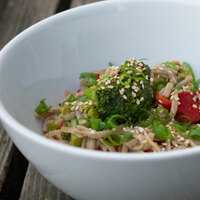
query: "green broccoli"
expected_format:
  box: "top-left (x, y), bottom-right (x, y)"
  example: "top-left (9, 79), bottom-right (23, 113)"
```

top-left (95, 59), bottom-right (153, 123)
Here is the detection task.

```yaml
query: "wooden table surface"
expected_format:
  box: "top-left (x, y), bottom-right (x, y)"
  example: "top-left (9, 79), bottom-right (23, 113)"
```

top-left (0, 0), bottom-right (101, 199)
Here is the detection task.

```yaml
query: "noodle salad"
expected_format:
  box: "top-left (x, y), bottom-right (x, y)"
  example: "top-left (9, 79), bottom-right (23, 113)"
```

top-left (35, 58), bottom-right (200, 153)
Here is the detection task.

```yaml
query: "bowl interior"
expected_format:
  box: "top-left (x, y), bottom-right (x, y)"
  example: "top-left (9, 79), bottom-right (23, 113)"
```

top-left (0, 0), bottom-right (200, 134)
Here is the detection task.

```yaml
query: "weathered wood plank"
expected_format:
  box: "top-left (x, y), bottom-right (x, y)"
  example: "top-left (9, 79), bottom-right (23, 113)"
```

top-left (20, 165), bottom-right (72, 200)
top-left (0, 0), bottom-right (61, 196)
top-left (0, 0), bottom-right (60, 48)
top-left (0, 124), bottom-right (13, 191)
top-left (71, 0), bottom-right (102, 7)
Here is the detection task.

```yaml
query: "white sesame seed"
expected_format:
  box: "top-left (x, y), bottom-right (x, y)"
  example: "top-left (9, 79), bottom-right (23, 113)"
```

top-left (192, 104), bottom-right (198, 109)
top-left (119, 88), bottom-right (125, 95)
top-left (138, 62), bottom-right (144, 67)
top-left (123, 95), bottom-right (127, 100)
top-left (90, 129), bottom-right (95, 134)
top-left (136, 99), bottom-right (140, 105)
top-left (142, 84), bottom-right (144, 89)
top-left (108, 85), bottom-right (114, 89)
top-left (132, 92), bottom-right (136, 97)
top-left (193, 96), bottom-right (197, 102)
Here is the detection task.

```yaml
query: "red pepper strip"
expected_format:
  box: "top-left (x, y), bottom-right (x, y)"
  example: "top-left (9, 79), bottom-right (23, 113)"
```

top-left (155, 93), bottom-right (171, 110)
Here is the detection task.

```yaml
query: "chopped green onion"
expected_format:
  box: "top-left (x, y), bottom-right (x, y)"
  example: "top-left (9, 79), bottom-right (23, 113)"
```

top-left (78, 118), bottom-right (88, 126)
top-left (102, 132), bottom-right (133, 147)
top-left (70, 119), bottom-right (78, 127)
top-left (163, 61), bottom-right (178, 70)
top-left (80, 72), bottom-right (97, 87)
top-left (89, 118), bottom-right (105, 131)
top-left (35, 99), bottom-right (50, 115)
top-left (65, 94), bottom-right (77, 102)
top-left (70, 134), bottom-right (82, 147)
top-left (171, 122), bottom-right (191, 138)
top-left (47, 122), bottom-right (59, 131)
top-left (78, 95), bottom-right (88, 102)
top-left (189, 126), bottom-right (200, 140)
top-left (105, 114), bottom-right (126, 129)
top-left (84, 87), bottom-right (96, 100)
top-left (152, 120), bottom-right (171, 141)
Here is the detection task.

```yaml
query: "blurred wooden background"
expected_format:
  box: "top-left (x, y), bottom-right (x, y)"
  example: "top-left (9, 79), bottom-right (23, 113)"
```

top-left (0, 0), bottom-right (102, 199)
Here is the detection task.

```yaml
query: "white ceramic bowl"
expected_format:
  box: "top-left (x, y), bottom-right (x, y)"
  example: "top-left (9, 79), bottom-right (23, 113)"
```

top-left (1, 0), bottom-right (200, 199)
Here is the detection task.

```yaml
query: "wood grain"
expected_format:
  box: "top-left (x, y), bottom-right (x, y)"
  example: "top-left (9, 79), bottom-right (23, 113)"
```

top-left (0, 124), bottom-right (13, 191)
top-left (0, 0), bottom-right (60, 48)
top-left (0, 0), bottom-right (60, 195)
top-left (0, 0), bottom-right (101, 199)
top-left (71, 0), bottom-right (102, 8)
top-left (20, 165), bottom-right (72, 200)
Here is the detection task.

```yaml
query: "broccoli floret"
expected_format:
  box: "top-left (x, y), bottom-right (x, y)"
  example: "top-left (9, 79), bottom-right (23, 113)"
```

top-left (95, 59), bottom-right (153, 123)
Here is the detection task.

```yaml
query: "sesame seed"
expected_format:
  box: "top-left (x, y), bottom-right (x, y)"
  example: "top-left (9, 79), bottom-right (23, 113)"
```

top-left (136, 99), bottom-right (140, 105)
top-left (119, 88), bottom-right (125, 95)
top-left (193, 96), bottom-right (197, 102)
top-left (123, 95), bottom-right (127, 100)
top-left (90, 129), bottom-right (95, 134)
top-left (108, 85), bottom-right (114, 89)
top-left (192, 104), bottom-right (198, 109)
top-left (132, 92), bottom-right (136, 97)
top-left (138, 62), bottom-right (144, 67)
top-left (142, 84), bottom-right (144, 89)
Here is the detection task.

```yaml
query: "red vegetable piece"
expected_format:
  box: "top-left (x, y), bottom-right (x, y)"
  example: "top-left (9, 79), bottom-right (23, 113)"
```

top-left (176, 91), bottom-right (200, 123)
top-left (96, 73), bottom-right (100, 80)
top-left (155, 93), bottom-right (171, 110)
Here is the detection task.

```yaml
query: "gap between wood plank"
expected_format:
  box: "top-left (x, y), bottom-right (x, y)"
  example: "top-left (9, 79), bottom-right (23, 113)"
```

top-left (0, 146), bottom-right (28, 200)
top-left (0, 0), bottom-right (62, 199)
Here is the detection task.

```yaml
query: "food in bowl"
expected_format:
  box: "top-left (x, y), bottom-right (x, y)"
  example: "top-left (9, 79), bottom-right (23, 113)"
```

top-left (35, 58), bottom-right (200, 152)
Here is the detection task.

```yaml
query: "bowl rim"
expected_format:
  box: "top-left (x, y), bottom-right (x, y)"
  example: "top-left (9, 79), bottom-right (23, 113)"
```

top-left (0, 0), bottom-right (200, 161)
